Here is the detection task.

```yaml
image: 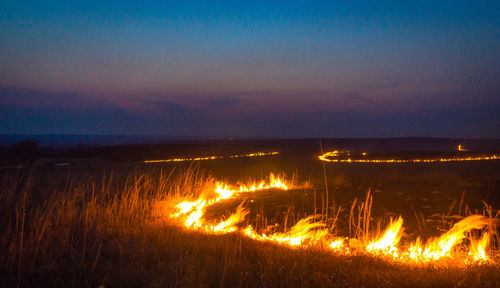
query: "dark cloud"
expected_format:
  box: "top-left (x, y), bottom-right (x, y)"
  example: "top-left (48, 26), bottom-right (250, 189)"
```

top-left (0, 87), bottom-right (208, 135)
top-left (206, 97), bottom-right (245, 107)
top-left (0, 86), bottom-right (499, 138)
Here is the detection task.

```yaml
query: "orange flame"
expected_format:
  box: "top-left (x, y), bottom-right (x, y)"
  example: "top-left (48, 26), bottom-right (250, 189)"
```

top-left (244, 216), bottom-right (329, 247)
top-left (470, 232), bottom-right (490, 262)
top-left (403, 215), bottom-right (490, 262)
top-left (208, 202), bottom-right (249, 233)
top-left (170, 173), bottom-right (292, 235)
top-left (165, 172), bottom-right (495, 266)
top-left (366, 217), bottom-right (404, 257)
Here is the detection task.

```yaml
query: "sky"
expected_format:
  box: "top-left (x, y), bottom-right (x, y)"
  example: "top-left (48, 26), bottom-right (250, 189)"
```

top-left (1, 1), bottom-right (499, 138)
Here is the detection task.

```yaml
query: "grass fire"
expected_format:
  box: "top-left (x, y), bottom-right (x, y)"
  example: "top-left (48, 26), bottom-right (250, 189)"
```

top-left (163, 172), bottom-right (497, 265)
top-left (1, 140), bottom-right (499, 287)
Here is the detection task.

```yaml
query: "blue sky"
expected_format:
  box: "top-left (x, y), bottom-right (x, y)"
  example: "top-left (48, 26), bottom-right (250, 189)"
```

top-left (1, 1), bottom-right (499, 137)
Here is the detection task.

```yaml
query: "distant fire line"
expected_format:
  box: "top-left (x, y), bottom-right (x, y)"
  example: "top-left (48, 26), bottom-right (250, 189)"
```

top-left (144, 151), bottom-right (279, 163)
top-left (318, 150), bottom-right (500, 163)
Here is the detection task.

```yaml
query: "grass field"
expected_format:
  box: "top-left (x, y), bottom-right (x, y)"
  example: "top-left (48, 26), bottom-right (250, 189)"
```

top-left (1, 139), bottom-right (500, 287)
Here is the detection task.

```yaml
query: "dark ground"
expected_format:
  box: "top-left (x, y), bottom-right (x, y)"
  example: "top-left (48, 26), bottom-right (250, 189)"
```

top-left (2, 137), bottom-right (499, 238)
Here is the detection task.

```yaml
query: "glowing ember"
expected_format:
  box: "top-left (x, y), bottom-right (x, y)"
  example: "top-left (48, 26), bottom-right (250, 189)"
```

top-left (165, 172), bottom-right (496, 266)
top-left (144, 151), bottom-right (279, 163)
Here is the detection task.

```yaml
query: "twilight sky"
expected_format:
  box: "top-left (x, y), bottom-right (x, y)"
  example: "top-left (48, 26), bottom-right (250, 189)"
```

top-left (1, 1), bottom-right (499, 137)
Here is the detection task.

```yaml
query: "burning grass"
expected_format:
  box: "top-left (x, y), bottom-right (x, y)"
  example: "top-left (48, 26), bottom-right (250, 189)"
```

top-left (164, 172), bottom-right (499, 266)
top-left (0, 167), bottom-right (499, 287)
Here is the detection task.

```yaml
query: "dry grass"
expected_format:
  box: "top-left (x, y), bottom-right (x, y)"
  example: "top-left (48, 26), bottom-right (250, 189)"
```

top-left (0, 167), bottom-right (499, 287)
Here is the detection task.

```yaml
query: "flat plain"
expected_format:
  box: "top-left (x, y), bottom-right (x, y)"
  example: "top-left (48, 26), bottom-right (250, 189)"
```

top-left (1, 138), bottom-right (499, 287)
